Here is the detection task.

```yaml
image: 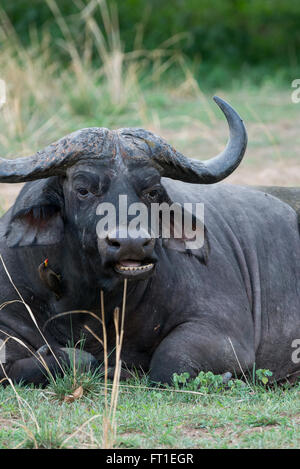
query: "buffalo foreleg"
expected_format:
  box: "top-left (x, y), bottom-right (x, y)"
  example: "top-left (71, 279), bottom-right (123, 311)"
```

top-left (1, 350), bottom-right (68, 386)
top-left (149, 324), bottom-right (255, 385)
top-left (1, 348), bottom-right (98, 387)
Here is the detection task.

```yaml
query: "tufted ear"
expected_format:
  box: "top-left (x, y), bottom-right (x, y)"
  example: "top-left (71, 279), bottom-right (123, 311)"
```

top-left (161, 202), bottom-right (210, 265)
top-left (5, 177), bottom-right (64, 247)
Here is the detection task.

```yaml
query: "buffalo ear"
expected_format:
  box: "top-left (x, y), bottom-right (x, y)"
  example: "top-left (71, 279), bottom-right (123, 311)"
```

top-left (162, 205), bottom-right (210, 265)
top-left (5, 177), bottom-right (64, 247)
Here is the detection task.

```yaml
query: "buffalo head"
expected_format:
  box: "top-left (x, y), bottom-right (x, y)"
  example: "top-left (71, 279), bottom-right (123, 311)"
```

top-left (2, 97), bottom-right (247, 291)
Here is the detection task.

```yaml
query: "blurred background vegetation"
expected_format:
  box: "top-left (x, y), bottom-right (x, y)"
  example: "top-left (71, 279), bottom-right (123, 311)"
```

top-left (0, 0), bottom-right (300, 202)
top-left (4, 0), bottom-right (300, 87)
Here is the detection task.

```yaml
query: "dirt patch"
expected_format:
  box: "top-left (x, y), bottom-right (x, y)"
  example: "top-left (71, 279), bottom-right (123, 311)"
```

top-left (161, 117), bottom-right (300, 186)
top-left (227, 160), bottom-right (300, 186)
top-left (0, 183), bottom-right (23, 211)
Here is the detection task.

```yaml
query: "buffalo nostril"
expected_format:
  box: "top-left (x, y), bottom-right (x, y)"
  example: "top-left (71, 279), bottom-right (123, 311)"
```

top-left (107, 238), bottom-right (121, 248)
top-left (143, 238), bottom-right (152, 247)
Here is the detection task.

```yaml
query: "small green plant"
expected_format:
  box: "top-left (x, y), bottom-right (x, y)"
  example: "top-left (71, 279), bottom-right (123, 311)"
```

top-left (172, 372), bottom-right (190, 388)
top-left (255, 369), bottom-right (273, 385)
top-left (172, 371), bottom-right (225, 393)
top-left (227, 378), bottom-right (247, 391)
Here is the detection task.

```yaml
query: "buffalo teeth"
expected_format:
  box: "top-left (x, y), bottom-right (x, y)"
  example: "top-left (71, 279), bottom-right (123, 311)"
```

top-left (117, 263), bottom-right (153, 272)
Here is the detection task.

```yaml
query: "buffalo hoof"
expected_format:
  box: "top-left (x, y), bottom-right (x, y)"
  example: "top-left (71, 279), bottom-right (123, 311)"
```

top-left (36, 345), bottom-right (99, 373)
top-left (61, 347), bottom-right (99, 373)
top-left (36, 344), bottom-right (51, 355)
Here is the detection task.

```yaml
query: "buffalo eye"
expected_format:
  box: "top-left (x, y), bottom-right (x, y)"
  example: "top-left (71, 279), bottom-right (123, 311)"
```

top-left (143, 188), bottom-right (161, 202)
top-left (76, 187), bottom-right (90, 199)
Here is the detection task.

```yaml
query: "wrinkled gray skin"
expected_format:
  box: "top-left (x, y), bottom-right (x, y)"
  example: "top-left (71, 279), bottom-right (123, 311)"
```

top-left (0, 99), bottom-right (299, 386)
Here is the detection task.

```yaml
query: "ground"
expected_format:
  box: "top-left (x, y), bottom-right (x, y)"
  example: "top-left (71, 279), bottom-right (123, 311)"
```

top-left (0, 374), bottom-right (299, 449)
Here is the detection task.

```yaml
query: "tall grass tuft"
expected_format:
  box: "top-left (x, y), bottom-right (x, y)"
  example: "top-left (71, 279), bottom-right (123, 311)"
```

top-left (0, 0), bottom-right (185, 158)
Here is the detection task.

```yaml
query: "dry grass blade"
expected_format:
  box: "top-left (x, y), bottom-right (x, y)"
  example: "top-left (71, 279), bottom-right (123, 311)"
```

top-left (42, 309), bottom-right (102, 332)
top-left (103, 279), bottom-right (128, 447)
top-left (110, 279), bottom-right (127, 420)
top-left (0, 328), bottom-right (55, 383)
top-left (88, 279), bottom-right (128, 448)
top-left (96, 381), bottom-right (208, 396)
top-left (82, 293), bottom-right (107, 381)
top-left (82, 290), bottom-right (112, 447)
top-left (100, 289), bottom-right (108, 412)
top-left (84, 324), bottom-right (104, 348)
top-left (100, 288), bottom-right (111, 448)
top-left (228, 336), bottom-right (253, 391)
top-left (0, 299), bottom-right (23, 310)
top-left (60, 414), bottom-right (102, 448)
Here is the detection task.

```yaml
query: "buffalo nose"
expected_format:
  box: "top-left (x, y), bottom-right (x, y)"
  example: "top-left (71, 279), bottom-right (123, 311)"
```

top-left (105, 227), bottom-right (154, 256)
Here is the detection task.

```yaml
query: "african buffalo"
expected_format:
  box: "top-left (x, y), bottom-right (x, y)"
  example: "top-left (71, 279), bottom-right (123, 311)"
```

top-left (0, 96), bottom-right (299, 386)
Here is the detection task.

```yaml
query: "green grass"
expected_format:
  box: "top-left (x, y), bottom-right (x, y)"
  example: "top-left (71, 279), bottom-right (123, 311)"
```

top-left (0, 372), bottom-right (299, 449)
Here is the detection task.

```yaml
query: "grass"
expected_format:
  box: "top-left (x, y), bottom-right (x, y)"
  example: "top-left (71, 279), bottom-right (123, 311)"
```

top-left (0, 374), bottom-right (299, 449)
top-left (0, 0), bottom-right (300, 450)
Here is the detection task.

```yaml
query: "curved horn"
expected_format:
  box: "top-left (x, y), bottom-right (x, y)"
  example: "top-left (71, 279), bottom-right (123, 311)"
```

top-left (0, 128), bottom-right (110, 183)
top-left (148, 96), bottom-right (247, 184)
top-left (0, 97), bottom-right (246, 185)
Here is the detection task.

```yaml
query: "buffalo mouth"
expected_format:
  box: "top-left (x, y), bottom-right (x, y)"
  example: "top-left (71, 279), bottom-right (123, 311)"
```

top-left (114, 259), bottom-right (155, 278)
